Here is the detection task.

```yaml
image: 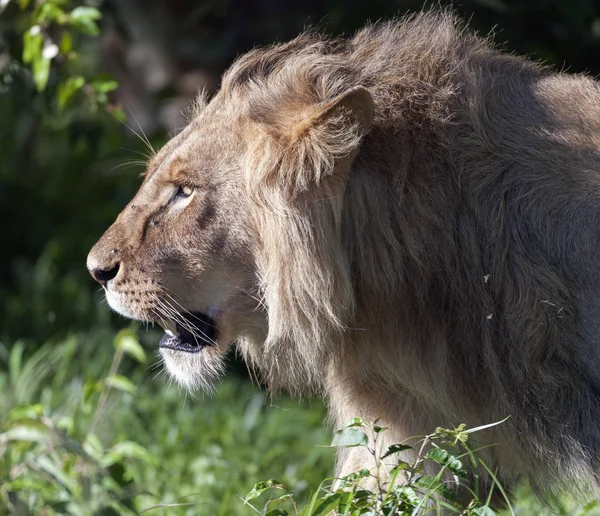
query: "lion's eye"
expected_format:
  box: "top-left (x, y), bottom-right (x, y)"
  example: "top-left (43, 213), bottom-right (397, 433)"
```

top-left (175, 185), bottom-right (194, 198)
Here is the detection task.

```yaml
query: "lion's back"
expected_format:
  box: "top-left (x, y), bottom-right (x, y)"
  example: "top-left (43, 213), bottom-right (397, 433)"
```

top-left (347, 14), bottom-right (600, 491)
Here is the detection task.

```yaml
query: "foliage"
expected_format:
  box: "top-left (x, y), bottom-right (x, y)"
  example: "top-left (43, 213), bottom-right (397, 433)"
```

top-left (3, 339), bottom-right (598, 516)
top-left (4, 0), bottom-right (118, 104)
top-left (242, 419), bottom-right (600, 516)
top-left (242, 419), bottom-right (507, 516)
top-left (0, 331), bottom-right (334, 515)
top-left (0, 1), bottom-right (147, 344)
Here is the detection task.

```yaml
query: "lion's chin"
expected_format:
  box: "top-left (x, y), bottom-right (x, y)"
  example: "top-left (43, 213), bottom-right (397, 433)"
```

top-left (159, 346), bottom-right (226, 393)
top-left (156, 312), bottom-right (226, 392)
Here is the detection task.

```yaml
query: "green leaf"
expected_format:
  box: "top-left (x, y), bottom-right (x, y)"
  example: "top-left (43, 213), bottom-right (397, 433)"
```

top-left (91, 79), bottom-right (119, 94)
top-left (70, 18), bottom-right (99, 36)
top-left (33, 455), bottom-right (76, 492)
top-left (70, 6), bottom-right (102, 21)
top-left (330, 428), bottom-right (368, 448)
top-left (83, 433), bottom-right (104, 461)
top-left (244, 479), bottom-right (284, 502)
top-left (387, 462), bottom-right (411, 491)
top-left (266, 493), bottom-right (293, 510)
top-left (583, 500), bottom-right (600, 511)
top-left (467, 505), bottom-right (497, 516)
top-left (381, 443), bottom-right (412, 460)
top-left (69, 6), bottom-right (101, 35)
top-left (60, 32), bottom-right (72, 54)
top-left (339, 468), bottom-right (371, 487)
top-left (32, 54), bottom-right (51, 91)
top-left (102, 440), bottom-right (156, 466)
top-left (426, 448), bottom-right (467, 477)
top-left (8, 403), bottom-right (44, 421)
top-left (343, 417), bottom-right (365, 428)
top-left (265, 511), bottom-right (288, 516)
top-left (8, 341), bottom-right (25, 387)
top-left (414, 475), bottom-right (457, 502)
top-left (83, 380), bottom-right (102, 405)
top-left (397, 485), bottom-right (420, 506)
top-left (0, 424), bottom-right (50, 444)
top-left (36, 3), bottom-right (66, 24)
top-left (312, 493), bottom-right (342, 516)
top-left (114, 330), bottom-right (146, 363)
top-left (336, 491), bottom-right (354, 513)
top-left (105, 374), bottom-right (136, 394)
top-left (57, 75), bottom-right (85, 110)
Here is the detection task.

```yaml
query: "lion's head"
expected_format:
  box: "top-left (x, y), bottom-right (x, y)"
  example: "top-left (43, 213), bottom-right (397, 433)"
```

top-left (87, 36), bottom-right (374, 392)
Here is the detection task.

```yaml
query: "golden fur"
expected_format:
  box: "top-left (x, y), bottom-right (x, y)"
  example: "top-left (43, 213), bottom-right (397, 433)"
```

top-left (88, 11), bottom-right (600, 498)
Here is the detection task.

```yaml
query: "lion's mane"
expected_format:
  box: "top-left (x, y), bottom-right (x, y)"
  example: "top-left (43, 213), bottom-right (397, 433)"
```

top-left (219, 11), bottom-right (600, 494)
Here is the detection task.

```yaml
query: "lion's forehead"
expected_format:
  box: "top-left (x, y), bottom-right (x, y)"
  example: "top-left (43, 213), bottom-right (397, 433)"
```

top-left (147, 111), bottom-right (247, 187)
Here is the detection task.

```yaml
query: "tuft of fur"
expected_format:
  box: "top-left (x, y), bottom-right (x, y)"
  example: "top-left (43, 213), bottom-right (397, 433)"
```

top-left (159, 347), bottom-right (226, 393)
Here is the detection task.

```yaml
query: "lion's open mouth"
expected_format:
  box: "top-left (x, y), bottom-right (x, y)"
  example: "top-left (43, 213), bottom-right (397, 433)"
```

top-left (158, 313), bottom-right (216, 353)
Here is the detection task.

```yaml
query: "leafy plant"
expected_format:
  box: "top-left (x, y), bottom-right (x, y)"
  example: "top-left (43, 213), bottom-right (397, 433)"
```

top-left (0, 330), bottom-right (335, 515)
top-left (0, 330), bottom-right (152, 514)
top-left (6, 0), bottom-right (120, 112)
top-left (242, 418), bottom-right (511, 516)
top-left (3, 333), bottom-right (600, 515)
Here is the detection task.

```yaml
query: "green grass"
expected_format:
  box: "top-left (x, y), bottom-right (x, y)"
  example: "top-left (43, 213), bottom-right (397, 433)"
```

top-left (1, 329), bottom-right (599, 515)
top-left (0, 330), bottom-right (333, 514)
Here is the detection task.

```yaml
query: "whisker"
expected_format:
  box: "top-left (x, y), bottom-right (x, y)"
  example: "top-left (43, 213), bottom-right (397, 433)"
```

top-left (161, 291), bottom-right (216, 329)
top-left (152, 295), bottom-right (207, 342)
top-left (148, 292), bottom-right (219, 347)
top-left (160, 294), bottom-right (218, 346)
top-left (160, 295), bottom-right (218, 347)
top-left (118, 147), bottom-right (154, 161)
top-left (117, 112), bottom-right (156, 160)
top-left (107, 160), bottom-right (147, 174)
top-left (232, 284), bottom-right (267, 313)
top-left (129, 111), bottom-right (156, 158)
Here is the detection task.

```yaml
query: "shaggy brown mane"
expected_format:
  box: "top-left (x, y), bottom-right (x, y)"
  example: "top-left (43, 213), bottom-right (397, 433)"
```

top-left (225, 11), bottom-right (600, 494)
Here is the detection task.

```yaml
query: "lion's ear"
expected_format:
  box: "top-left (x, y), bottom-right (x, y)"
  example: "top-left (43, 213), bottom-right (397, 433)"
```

top-left (249, 86), bottom-right (374, 197)
top-left (291, 86), bottom-right (374, 142)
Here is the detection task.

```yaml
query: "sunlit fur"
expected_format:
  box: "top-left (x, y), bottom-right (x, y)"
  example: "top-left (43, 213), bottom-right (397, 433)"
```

top-left (88, 11), bottom-right (600, 500)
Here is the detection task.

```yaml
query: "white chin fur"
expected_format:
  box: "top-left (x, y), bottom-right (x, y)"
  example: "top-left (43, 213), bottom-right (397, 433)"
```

top-left (159, 347), bottom-right (225, 393)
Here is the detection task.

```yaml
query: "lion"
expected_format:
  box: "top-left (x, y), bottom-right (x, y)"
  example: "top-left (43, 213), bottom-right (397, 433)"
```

top-left (87, 10), bottom-right (600, 500)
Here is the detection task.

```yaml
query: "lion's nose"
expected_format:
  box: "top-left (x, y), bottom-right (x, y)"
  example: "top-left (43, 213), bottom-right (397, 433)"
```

top-left (89, 263), bottom-right (120, 286)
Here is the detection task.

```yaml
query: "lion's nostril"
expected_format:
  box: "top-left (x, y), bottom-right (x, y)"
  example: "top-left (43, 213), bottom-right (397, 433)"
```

top-left (91, 263), bottom-right (120, 286)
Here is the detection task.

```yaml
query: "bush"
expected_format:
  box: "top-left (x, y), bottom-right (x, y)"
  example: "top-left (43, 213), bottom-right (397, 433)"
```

top-left (0, 330), bottom-right (334, 515)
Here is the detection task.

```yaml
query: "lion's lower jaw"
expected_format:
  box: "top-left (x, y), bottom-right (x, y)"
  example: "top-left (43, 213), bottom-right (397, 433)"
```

top-left (159, 347), bottom-right (226, 393)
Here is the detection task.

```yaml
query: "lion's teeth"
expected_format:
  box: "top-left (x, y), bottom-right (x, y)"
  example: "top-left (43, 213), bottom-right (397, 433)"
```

top-left (160, 319), bottom-right (179, 336)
